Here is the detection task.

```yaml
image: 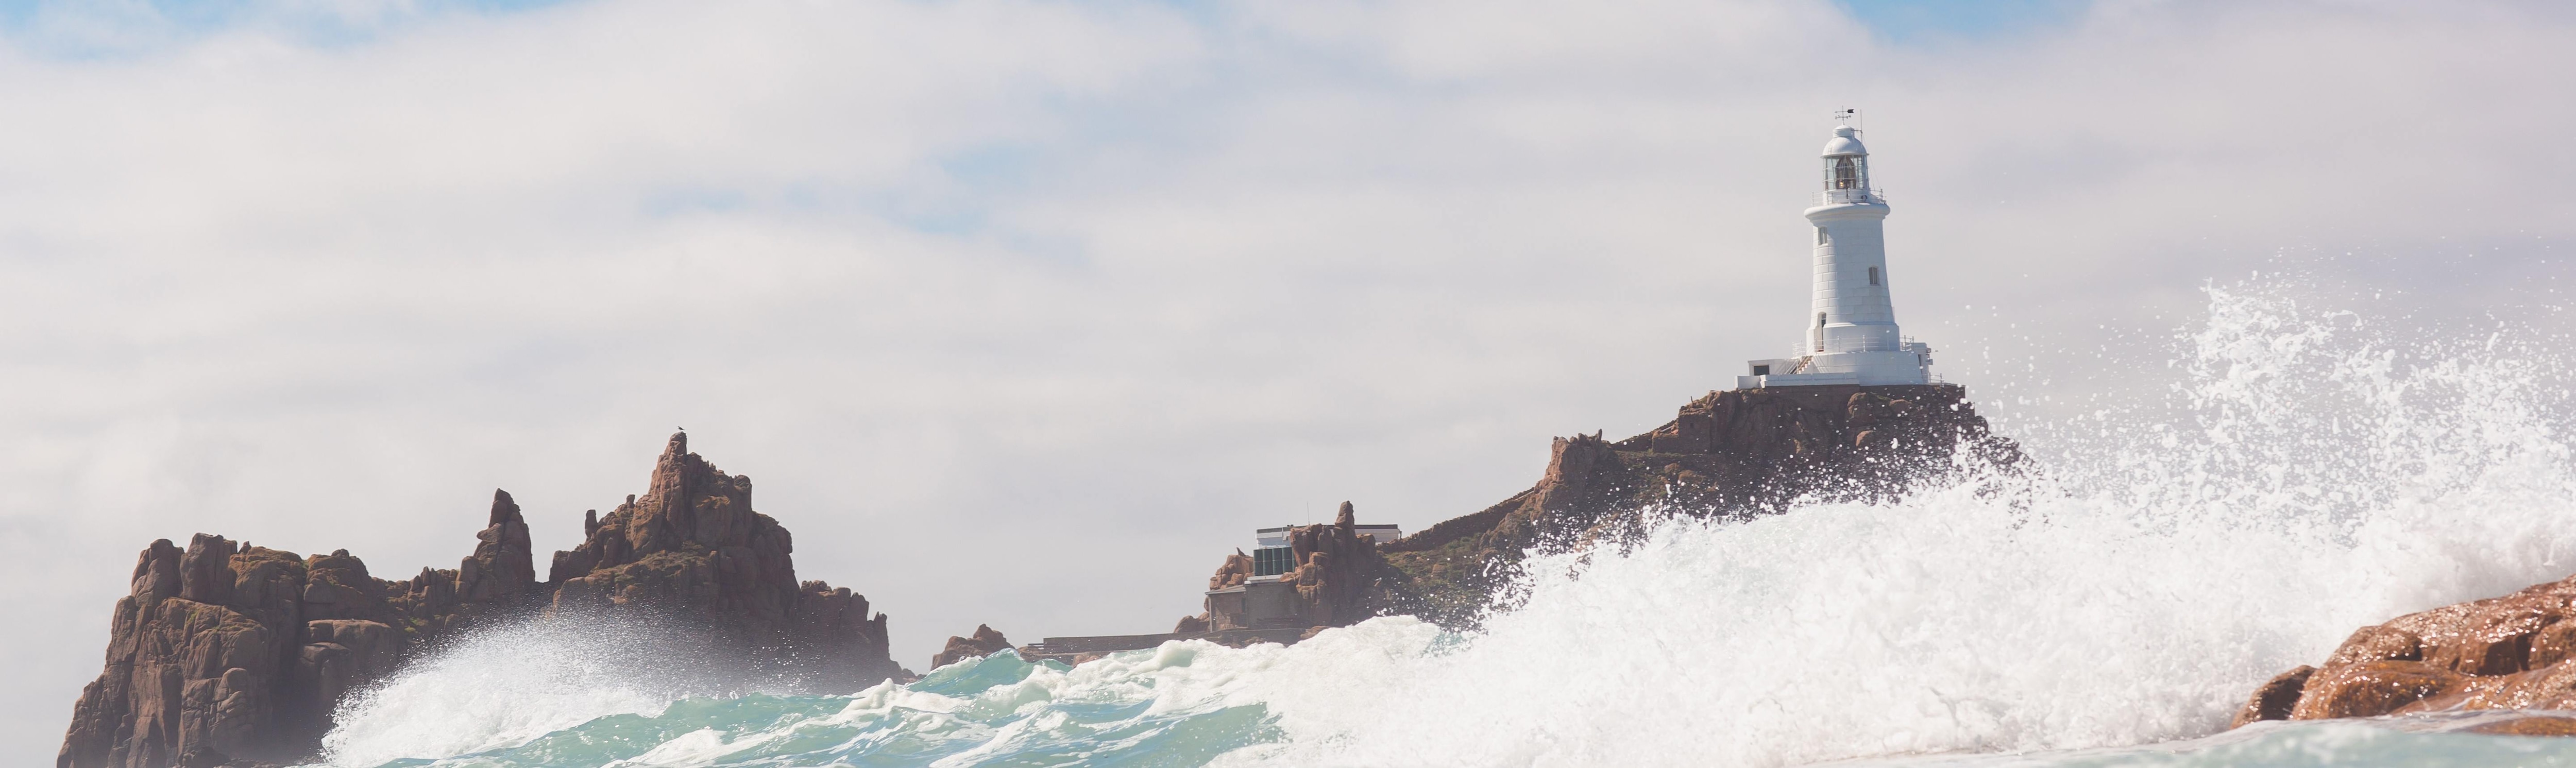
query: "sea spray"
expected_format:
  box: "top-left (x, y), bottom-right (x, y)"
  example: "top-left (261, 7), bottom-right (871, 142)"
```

top-left (1232, 284), bottom-right (2576, 766)
top-left (320, 615), bottom-right (754, 766)
top-left (316, 284), bottom-right (2576, 766)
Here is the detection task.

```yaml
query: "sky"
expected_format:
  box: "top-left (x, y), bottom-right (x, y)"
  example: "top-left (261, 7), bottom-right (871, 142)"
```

top-left (4, 0), bottom-right (2574, 759)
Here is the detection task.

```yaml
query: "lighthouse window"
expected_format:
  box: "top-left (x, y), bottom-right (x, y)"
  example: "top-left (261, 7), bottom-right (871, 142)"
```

top-left (1833, 158), bottom-right (1858, 190)
top-left (1818, 312), bottom-right (1828, 327)
top-left (1868, 267), bottom-right (1879, 286)
top-left (1816, 228), bottom-right (1827, 245)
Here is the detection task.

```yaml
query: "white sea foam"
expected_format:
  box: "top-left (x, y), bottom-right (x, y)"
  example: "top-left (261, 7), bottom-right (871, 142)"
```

top-left (1219, 284), bottom-right (2576, 766)
top-left (318, 283), bottom-right (2576, 767)
top-left (317, 617), bottom-right (719, 766)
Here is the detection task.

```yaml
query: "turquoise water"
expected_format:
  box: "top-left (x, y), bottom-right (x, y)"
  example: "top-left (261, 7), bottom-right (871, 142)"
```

top-left (351, 647), bottom-right (1278, 766)
top-left (312, 286), bottom-right (2576, 767)
top-left (326, 641), bottom-right (2576, 767)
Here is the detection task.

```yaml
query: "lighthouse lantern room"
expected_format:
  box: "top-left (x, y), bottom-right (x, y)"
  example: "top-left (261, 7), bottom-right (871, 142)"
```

top-left (1741, 120), bottom-right (1934, 389)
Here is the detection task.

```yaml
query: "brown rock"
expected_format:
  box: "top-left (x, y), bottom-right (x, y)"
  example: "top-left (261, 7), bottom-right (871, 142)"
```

top-left (1379, 383), bottom-right (2012, 627)
top-left (454, 489), bottom-right (537, 607)
top-left (2229, 665), bottom-right (2314, 728)
top-left (58, 536), bottom-right (308, 768)
top-left (2420, 604), bottom-right (2553, 676)
top-left (295, 620), bottom-right (400, 717)
top-left (2325, 625), bottom-right (2423, 667)
top-left (2237, 570), bottom-right (2576, 726)
top-left (1647, 408), bottom-right (1715, 454)
top-left (930, 625), bottom-right (1014, 670)
top-left (2408, 655), bottom-right (2576, 713)
top-left (1208, 550), bottom-right (1252, 591)
top-left (2531, 619), bottom-right (2576, 669)
top-left (537, 433), bottom-right (899, 691)
top-left (2465, 715), bottom-right (2576, 737)
top-left (2290, 660), bottom-right (2467, 720)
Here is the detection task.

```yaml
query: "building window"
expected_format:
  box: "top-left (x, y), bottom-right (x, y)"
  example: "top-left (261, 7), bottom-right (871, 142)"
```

top-left (1816, 228), bottom-right (1827, 246)
top-left (1834, 158), bottom-right (1858, 190)
top-left (1818, 312), bottom-right (1828, 327)
top-left (1252, 547), bottom-right (1296, 576)
top-left (1752, 365), bottom-right (1770, 376)
top-left (1868, 266), bottom-right (1879, 286)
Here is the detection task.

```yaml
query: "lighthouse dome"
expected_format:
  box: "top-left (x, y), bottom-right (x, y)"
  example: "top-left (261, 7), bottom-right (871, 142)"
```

top-left (1821, 125), bottom-right (1867, 157)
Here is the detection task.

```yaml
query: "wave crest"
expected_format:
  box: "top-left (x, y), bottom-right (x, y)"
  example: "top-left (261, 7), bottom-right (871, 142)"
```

top-left (323, 282), bottom-right (2576, 767)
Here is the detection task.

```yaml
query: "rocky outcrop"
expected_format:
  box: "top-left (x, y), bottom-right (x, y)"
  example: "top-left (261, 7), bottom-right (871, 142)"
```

top-left (1380, 384), bottom-right (2011, 626)
top-left (60, 433), bottom-right (902, 768)
top-left (542, 434), bottom-right (897, 690)
top-left (2233, 571), bottom-right (2576, 727)
top-left (930, 625), bottom-right (1013, 670)
top-left (57, 494), bottom-right (536, 768)
top-left (56, 538), bottom-right (297, 768)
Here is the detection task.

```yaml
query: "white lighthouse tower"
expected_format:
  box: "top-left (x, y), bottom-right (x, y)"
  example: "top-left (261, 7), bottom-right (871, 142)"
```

top-left (1740, 120), bottom-right (1935, 389)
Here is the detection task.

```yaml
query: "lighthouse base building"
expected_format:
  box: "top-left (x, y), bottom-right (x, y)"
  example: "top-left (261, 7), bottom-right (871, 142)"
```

top-left (1740, 122), bottom-right (1936, 390)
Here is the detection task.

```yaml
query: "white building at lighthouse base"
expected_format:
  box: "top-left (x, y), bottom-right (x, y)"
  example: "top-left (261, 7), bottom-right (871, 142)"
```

top-left (1739, 345), bottom-right (1933, 389)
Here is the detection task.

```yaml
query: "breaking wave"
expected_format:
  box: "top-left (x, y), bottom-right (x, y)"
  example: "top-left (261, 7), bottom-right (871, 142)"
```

top-left (315, 282), bottom-right (2576, 767)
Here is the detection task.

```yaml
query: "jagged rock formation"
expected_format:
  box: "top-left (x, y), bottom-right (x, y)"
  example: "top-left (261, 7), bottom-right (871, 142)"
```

top-left (56, 497), bottom-right (534, 768)
top-left (2233, 571), bottom-right (2576, 727)
top-left (545, 434), bottom-right (896, 688)
top-left (1379, 384), bottom-right (2010, 626)
top-left (59, 433), bottom-right (902, 768)
top-left (930, 625), bottom-right (1013, 670)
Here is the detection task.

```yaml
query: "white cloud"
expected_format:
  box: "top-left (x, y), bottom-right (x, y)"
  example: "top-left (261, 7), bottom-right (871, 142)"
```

top-left (3, 0), bottom-right (2572, 759)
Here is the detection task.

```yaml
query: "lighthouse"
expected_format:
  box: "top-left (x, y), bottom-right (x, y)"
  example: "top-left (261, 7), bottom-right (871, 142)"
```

top-left (1740, 120), bottom-right (1935, 389)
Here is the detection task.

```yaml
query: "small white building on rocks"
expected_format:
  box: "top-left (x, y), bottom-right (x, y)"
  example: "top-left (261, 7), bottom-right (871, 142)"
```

top-left (1742, 120), bottom-right (1936, 389)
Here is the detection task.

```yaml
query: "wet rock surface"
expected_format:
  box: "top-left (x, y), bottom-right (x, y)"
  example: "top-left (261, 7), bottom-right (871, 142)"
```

top-left (59, 433), bottom-right (903, 768)
top-left (2235, 571), bottom-right (2576, 728)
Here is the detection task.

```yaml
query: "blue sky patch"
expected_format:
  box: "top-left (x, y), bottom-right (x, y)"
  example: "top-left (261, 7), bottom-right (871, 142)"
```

top-left (0, 0), bottom-right (577, 55)
top-left (1834, 0), bottom-right (2094, 44)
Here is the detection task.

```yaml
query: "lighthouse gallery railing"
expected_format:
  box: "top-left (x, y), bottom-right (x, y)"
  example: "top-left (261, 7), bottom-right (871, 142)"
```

top-left (1814, 187), bottom-right (1886, 206)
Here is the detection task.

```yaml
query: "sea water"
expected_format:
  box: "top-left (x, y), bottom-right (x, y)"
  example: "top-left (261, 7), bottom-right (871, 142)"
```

top-left (311, 284), bottom-right (2576, 767)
